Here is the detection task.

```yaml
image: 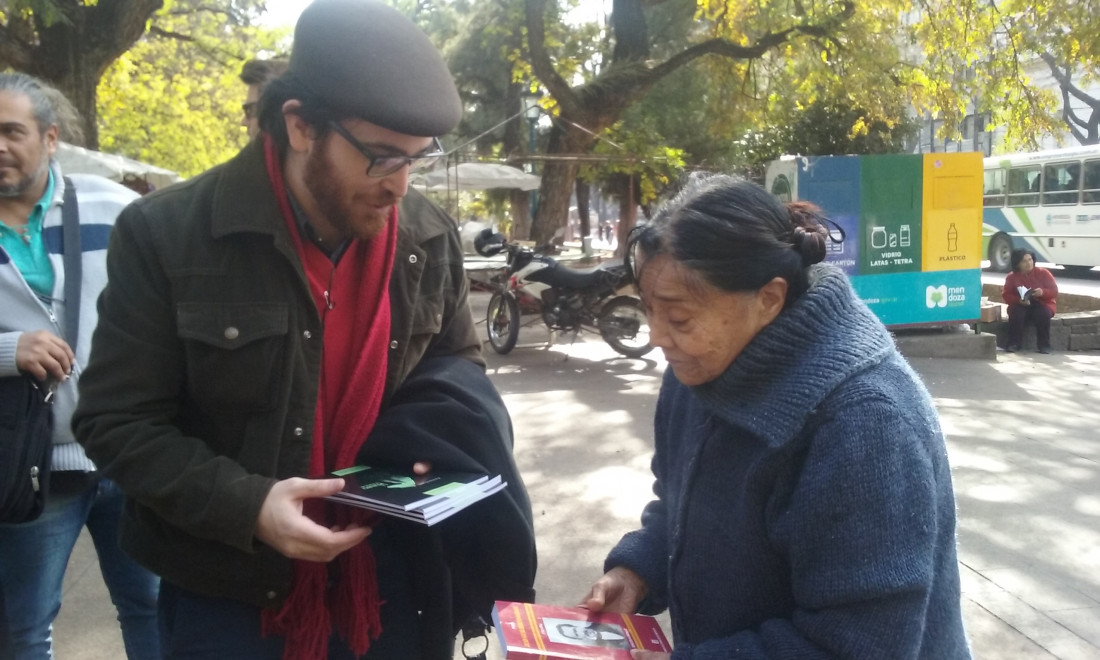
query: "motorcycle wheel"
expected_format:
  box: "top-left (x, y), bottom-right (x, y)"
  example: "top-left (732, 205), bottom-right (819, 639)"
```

top-left (486, 291), bottom-right (520, 354)
top-left (598, 296), bottom-right (653, 358)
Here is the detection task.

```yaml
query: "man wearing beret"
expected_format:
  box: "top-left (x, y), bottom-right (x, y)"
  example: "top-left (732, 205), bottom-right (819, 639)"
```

top-left (72, 0), bottom-right (537, 658)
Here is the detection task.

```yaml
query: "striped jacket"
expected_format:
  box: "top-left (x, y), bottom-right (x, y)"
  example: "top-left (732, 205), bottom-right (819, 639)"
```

top-left (0, 161), bottom-right (138, 471)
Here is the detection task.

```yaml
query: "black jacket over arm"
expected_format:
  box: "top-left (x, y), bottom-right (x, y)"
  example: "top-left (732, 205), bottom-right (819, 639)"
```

top-left (357, 355), bottom-right (537, 658)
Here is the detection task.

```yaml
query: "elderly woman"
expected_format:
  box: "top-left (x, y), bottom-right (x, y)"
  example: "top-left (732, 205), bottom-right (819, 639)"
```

top-left (1001, 248), bottom-right (1058, 354)
top-left (582, 175), bottom-right (970, 659)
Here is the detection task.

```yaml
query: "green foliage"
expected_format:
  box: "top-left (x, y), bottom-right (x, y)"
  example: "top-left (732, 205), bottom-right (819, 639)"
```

top-left (693, 0), bottom-right (1099, 152)
top-left (580, 120), bottom-right (686, 205)
top-left (96, 1), bottom-right (288, 177)
top-left (730, 96), bottom-right (919, 182)
top-left (1, 0), bottom-right (64, 27)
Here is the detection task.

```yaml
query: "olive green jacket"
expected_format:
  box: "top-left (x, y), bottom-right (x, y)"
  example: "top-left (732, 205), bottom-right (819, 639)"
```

top-left (73, 140), bottom-right (484, 609)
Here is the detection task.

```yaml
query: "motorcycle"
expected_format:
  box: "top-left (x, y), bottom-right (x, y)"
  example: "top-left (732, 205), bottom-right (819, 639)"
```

top-left (473, 229), bottom-right (653, 358)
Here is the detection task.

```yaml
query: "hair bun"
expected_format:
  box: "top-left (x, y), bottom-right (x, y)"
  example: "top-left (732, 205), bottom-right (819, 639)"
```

top-left (790, 226), bottom-right (824, 267)
top-left (786, 202), bottom-right (829, 267)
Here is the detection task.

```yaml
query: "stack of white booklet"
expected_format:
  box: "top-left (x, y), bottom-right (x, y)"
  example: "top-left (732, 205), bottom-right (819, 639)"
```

top-left (326, 464), bottom-right (506, 526)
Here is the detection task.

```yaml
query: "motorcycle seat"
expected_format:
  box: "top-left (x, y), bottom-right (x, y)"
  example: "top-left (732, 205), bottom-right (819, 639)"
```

top-left (543, 258), bottom-right (626, 290)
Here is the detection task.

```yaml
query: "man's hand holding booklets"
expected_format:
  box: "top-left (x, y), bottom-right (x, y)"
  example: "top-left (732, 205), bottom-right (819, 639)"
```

top-left (325, 464), bottom-right (505, 526)
top-left (492, 601), bottom-right (671, 659)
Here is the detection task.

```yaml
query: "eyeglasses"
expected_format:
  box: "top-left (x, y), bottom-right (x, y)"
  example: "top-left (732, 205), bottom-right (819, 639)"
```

top-left (327, 121), bottom-right (445, 178)
top-left (242, 102), bottom-right (259, 119)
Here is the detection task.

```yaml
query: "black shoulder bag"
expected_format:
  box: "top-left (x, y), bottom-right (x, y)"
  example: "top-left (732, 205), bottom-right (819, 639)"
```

top-left (0, 176), bottom-right (81, 524)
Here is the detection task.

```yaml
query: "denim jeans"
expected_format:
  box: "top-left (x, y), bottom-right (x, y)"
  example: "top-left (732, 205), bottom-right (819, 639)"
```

top-left (0, 476), bottom-right (160, 659)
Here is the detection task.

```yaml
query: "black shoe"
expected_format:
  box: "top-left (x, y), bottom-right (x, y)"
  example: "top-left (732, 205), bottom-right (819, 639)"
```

top-left (1005, 345), bottom-right (1019, 353)
top-left (1038, 347), bottom-right (1051, 354)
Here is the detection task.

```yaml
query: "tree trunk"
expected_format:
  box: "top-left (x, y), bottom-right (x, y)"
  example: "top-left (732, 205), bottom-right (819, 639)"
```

top-left (53, 69), bottom-right (100, 149)
top-left (509, 189), bottom-right (531, 239)
top-left (3, 0), bottom-right (163, 149)
top-left (615, 175), bottom-right (638, 259)
top-left (530, 122), bottom-right (596, 245)
top-left (575, 179), bottom-right (591, 243)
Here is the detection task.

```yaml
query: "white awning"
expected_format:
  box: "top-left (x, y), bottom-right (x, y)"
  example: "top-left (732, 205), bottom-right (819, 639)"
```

top-left (413, 162), bottom-right (540, 192)
top-left (54, 142), bottom-right (182, 191)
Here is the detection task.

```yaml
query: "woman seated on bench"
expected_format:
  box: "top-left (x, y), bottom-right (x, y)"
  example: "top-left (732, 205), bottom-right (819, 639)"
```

top-left (1002, 248), bottom-right (1058, 354)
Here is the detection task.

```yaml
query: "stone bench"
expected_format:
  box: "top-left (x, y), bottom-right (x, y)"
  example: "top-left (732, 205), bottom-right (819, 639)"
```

top-left (980, 308), bottom-right (1100, 351)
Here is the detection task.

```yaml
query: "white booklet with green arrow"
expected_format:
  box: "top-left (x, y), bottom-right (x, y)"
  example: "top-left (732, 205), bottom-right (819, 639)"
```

top-left (326, 464), bottom-right (505, 526)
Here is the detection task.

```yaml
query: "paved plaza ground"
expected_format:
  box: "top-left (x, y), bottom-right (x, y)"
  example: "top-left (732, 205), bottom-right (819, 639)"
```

top-left (53, 293), bottom-right (1100, 658)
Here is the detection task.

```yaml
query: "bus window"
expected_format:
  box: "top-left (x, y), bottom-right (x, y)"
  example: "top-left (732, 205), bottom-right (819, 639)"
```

top-left (1006, 166), bottom-right (1040, 206)
top-left (1042, 161), bottom-right (1080, 205)
top-left (983, 168), bottom-right (1005, 207)
top-left (1084, 159), bottom-right (1100, 204)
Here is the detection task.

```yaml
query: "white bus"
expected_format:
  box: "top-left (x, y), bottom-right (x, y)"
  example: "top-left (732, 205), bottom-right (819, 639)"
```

top-left (982, 145), bottom-right (1100, 273)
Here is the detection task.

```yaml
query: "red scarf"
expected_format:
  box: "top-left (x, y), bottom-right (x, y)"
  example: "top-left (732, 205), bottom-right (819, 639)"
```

top-left (260, 135), bottom-right (397, 659)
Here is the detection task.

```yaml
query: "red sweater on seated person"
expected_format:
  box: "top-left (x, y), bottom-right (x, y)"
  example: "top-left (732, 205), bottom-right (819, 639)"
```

top-left (1003, 266), bottom-right (1058, 316)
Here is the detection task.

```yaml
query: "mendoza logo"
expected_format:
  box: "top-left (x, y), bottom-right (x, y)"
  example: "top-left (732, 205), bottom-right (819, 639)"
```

top-left (926, 285), bottom-right (948, 308)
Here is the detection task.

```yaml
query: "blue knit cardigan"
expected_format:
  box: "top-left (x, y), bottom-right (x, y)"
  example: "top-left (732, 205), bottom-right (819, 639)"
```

top-left (605, 265), bottom-right (971, 659)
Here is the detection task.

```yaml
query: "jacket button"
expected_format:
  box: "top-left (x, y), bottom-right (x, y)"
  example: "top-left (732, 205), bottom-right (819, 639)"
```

top-left (389, 340), bottom-right (399, 349)
top-left (293, 427), bottom-right (304, 437)
top-left (302, 330), bottom-right (312, 340)
top-left (408, 254), bottom-right (418, 264)
top-left (224, 326), bottom-right (239, 340)
top-left (266, 590), bottom-right (278, 600)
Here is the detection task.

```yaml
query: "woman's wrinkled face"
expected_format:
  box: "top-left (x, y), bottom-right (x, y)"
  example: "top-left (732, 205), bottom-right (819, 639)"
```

top-left (1017, 253), bottom-right (1035, 274)
top-left (637, 253), bottom-right (785, 386)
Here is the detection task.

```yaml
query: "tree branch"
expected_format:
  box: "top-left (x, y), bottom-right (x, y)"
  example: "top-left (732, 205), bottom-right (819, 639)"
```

top-left (525, 0), bottom-right (578, 113)
top-left (650, 2), bottom-right (855, 84)
top-left (1039, 51), bottom-right (1098, 144)
top-left (87, 0), bottom-right (165, 64)
top-left (148, 25), bottom-right (198, 43)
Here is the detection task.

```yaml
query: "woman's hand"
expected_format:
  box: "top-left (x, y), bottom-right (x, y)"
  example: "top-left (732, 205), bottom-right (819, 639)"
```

top-left (581, 566), bottom-right (648, 614)
top-left (1031, 288), bottom-right (1044, 298)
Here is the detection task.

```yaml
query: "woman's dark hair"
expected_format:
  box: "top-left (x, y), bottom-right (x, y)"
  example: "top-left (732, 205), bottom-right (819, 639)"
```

top-left (257, 73), bottom-right (338, 153)
top-left (1009, 247), bottom-right (1037, 273)
top-left (626, 173), bottom-right (830, 307)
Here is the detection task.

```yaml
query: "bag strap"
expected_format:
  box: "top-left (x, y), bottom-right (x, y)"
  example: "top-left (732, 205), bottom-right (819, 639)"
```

top-left (460, 614), bottom-right (490, 660)
top-left (61, 176), bottom-right (81, 348)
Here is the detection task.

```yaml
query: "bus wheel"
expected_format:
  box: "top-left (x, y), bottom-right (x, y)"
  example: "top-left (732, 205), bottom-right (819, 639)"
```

top-left (988, 234), bottom-right (1013, 272)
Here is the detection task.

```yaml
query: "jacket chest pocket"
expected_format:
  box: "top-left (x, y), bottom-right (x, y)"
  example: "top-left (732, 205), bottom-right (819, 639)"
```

top-left (177, 303), bottom-right (289, 412)
top-left (409, 292), bottom-right (444, 336)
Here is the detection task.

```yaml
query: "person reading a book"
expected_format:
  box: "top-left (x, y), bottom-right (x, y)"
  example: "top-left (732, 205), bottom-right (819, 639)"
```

top-left (1001, 248), bottom-right (1058, 354)
top-left (580, 175), bottom-right (971, 659)
top-left (71, 1), bottom-right (536, 658)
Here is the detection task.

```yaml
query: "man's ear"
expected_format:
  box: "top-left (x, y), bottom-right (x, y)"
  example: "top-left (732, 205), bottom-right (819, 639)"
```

top-left (756, 276), bottom-right (789, 325)
top-left (282, 100), bottom-right (314, 153)
top-left (44, 124), bottom-right (58, 156)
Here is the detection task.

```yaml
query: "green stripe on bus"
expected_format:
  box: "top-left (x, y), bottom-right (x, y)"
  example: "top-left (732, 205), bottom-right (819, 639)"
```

top-left (1013, 207), bottom-right (1036, 233)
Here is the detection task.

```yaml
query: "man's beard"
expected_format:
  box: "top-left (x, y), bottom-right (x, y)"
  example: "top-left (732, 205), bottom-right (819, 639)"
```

top-left (302, 136), bottom-right (395, 242)
top-left (0, 146), bottom-right (49, 198)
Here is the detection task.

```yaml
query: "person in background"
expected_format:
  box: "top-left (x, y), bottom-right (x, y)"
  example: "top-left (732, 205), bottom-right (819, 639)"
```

top-left (0, 73), bottom-right (160, 660)
top-left (240, 57), bottom-right (289, 139)
top-left (1001, 248), bottom-right (1058, 354)
top-left (581, 174), bottom-right (970, 659)
top-left (73, 1), bottom-right (536, 658)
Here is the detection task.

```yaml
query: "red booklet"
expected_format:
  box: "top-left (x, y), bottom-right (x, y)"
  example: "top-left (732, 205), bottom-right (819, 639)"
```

top-left (492, 601), bottom-right (672, 659)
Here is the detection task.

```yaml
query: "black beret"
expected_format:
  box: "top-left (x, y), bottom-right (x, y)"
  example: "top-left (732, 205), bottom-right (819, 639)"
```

top-left (288, 0), bottom-right (462, 137)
